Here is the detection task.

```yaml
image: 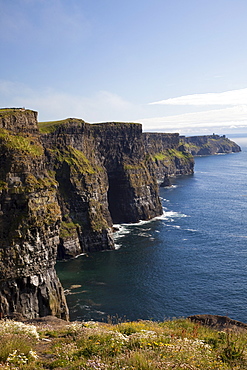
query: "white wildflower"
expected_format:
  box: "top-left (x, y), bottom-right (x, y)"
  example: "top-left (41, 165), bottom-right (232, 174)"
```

top-left (0, 320), bottom-right (39, 339)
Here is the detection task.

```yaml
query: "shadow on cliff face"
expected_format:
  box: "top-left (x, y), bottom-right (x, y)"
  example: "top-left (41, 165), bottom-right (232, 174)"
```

top-left (107, 173), bottom-right (134, 224)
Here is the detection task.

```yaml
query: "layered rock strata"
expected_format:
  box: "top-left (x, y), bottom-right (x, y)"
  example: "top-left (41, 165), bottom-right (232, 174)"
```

top-left (40, 119), bottom-right (114, 257)
top-left (91, 123), bottom-right (163, 223)
top-left (0, 109), bottom-right (68, 319)
top-left (181, 134), bottom-right (241, 155)
top-left (143, 132), bottom-right (194, 182)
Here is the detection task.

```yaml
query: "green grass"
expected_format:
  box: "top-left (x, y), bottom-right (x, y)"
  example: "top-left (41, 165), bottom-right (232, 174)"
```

top-left (38, 119), bottom-right (70, 134)
top-left (50, 146), bottom-right (97, 175)
top-left (38, 118), bottom-right (84, 134)
top-left (60, 221), bottom-right (79, 238)
top-left (88, 199), bottom-right (109, 232)
top-left (0, 320), bottom-right (39, 368)
top-left (0, 129), bottom-right (43, 156)
top-left (152, 152), bottom-right (168, 161)
top-left (0, 108), bottom-right (34, 117)
top-left (1, 318), bottom-right (246, 369)
top-left (151, 149), bottom-right (192, 162)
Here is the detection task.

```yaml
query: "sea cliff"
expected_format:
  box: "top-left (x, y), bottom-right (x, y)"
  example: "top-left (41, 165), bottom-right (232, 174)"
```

top-left (0, 108), bottom-right (240, 320)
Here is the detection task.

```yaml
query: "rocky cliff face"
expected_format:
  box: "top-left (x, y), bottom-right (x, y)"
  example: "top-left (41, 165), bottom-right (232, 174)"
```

top-left (0, 109), bottom-right (68, 320)
top-left (91, 123), bottom-right (162, 223)
top-left (181, 134), bottom-right (241, 155)
top-left (40, 119), bottom-right (114, 258)
top-left (143, 133), bottom-right (194, 182)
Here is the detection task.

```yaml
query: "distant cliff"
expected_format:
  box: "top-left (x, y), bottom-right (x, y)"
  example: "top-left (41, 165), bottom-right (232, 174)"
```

top-left (143, 133), bottom-right (194, 182)
top-left (0, 108), bottom-right (241, 320)
top-left (180, 134), bottom-right (241, 155)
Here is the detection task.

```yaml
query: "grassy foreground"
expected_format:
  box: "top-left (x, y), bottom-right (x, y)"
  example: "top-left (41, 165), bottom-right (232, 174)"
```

top-left (0, 318), bottom-right (247, 369)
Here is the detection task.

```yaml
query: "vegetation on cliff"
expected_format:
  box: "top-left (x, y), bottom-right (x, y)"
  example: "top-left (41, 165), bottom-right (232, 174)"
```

top-left (0, 317), bottom-right (247, 369)
top-left (38, 118), bottom-right (86, 134)
top-left (0, 129), bottom-right (43, 157)
top-left (180, 134), bottom-right (241, 156)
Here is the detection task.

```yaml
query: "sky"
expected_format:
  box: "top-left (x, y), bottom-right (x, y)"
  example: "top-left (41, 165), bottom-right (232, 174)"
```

top-left (1, 0), bottom-right (247, 135)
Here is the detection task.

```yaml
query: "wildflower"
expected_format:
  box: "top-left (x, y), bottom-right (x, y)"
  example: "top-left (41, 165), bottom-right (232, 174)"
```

top-left (0, 319), bottom-right (39, 339)
top-left (6, 350), bottom-right (29, 366)
top-left (86, 357), bottom-right (108, 369)
top-left (29, 350), bottom-right (38, 360)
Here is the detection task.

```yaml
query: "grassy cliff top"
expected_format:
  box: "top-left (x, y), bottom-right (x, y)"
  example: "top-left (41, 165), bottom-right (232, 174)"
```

top-left (38, 118), bottom-right (86, 134)
top-left (0, 108), bottom-right (35, 117)
top-left (0, 317), bottom-right (246, 369)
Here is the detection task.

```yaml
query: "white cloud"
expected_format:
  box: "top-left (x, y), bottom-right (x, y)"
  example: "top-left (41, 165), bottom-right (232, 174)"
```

top-left (138, 105), bottom-right (247, 134)
top-left (2, 80), bottom-right (247, 135)
top-left (0, 81), bottom-right (134, 122)
top-left (150, 88), bottom-right (247, 106)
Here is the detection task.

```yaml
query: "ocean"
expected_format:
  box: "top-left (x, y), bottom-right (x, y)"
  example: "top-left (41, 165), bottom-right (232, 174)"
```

top-left (56, 136), bottom-right (247, 323)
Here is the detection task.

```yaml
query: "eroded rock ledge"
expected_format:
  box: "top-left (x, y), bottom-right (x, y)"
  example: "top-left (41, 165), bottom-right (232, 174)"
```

top-left (188, 314), bottom-right (247, 332)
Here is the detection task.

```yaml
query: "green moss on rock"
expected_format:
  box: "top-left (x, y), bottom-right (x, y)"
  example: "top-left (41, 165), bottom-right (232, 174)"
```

top-left (151, 149), bottom-right (192, 163)
top-left (0, 129), bottom-right (43, 156)
top-left (60, 221), bottom-right (79, 239)
top-left (51, 146), bottom-right (96, 174)
top-left (88, 200), bottom-right (109, 232)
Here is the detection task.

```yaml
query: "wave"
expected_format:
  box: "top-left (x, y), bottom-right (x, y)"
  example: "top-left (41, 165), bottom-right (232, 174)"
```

top-left (113, 209), bottom-right (188, 245)
top-left (160, 197), bottom-right (170, 202)
top-left (74, 253), bottom-right (87, 259)
top-left (114, 210), bottom-right (188, 230)
top-left (156, 210), bottom-right (188, 220)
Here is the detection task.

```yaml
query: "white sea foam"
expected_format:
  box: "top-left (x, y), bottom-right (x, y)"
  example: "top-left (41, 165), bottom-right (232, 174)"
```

top-left (156, 210), bottom-right (188, 220)
top-left (138, 233), bottom-right (152, 238)
top-left (74, 253), bottom-right (86, 259)
top-left (160, 197), bottom-right (170, 202)
top-left (113, 209), bottom-right (188, 245)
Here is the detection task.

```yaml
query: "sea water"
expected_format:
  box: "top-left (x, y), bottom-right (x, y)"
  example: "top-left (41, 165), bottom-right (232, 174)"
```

top-left (56, 136), bottom-right (247, 323)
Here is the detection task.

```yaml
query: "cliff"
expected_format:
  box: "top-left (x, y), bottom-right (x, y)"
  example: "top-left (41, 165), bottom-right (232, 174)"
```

top-left (143, 133), bottom-right (194, 183)
top-left (181, 134), bottom-right (241, 155)
top-left (91, 123), bottom-right (162, 223)
top-left (0, 109), bottom-right (168, 319)
top-left (39, 119), bottom-right (115, 258)
top-left (0, 109), bottom-right (69, 320)
top-left (0, 109), bottom-right (242, 320)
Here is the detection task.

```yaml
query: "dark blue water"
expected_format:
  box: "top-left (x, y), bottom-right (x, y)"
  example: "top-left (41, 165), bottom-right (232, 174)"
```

top-left (56, 138), bottom-right (247, 323)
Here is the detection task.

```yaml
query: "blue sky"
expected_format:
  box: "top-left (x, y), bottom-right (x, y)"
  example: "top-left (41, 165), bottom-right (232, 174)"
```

top-left (1, 0), bottom-right (247, 135)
